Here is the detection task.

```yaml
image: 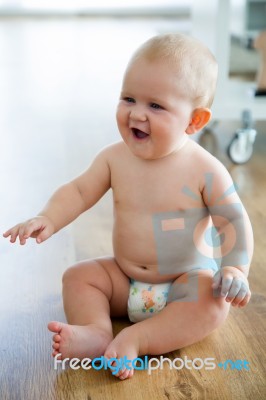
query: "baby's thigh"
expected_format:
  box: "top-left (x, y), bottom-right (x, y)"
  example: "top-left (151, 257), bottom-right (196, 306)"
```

top-left (96, 256), bottom-right (130, 316)
top-left (168, 269), bottom-right (230, 325)
top-left (168, 269), bottom-right (219, 305)
top-left (64, 256), bottom-right (130, 317)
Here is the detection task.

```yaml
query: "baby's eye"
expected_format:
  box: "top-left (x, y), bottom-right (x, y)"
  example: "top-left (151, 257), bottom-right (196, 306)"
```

top-left (124, 97), bottom-right (135, 103)
top-left (150, 103), bottom-right (163, 110)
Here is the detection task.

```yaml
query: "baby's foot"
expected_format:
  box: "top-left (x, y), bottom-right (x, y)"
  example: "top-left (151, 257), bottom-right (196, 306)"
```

top-left (104, 327), bottom-right (142, 380)
top-left (48, 321), bottom-right (113, 361)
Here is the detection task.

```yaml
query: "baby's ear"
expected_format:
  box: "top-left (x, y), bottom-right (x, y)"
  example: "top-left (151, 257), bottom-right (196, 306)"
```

top-left (185, 108), bottom-right (211, 134)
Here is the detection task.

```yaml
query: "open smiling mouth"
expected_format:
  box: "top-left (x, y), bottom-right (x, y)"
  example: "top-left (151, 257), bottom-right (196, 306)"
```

top-left (132, 128), bottom-right (149, 140)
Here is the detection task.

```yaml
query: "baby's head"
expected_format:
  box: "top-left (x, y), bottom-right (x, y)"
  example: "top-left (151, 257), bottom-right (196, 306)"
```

top-left (127, 33), bottom-right (218, 109)
top-left (117, 33), bottom-right (218, 160)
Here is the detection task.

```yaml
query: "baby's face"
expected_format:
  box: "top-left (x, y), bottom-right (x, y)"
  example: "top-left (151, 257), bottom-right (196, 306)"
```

top-left (116, 58), bottom-right (194, 160)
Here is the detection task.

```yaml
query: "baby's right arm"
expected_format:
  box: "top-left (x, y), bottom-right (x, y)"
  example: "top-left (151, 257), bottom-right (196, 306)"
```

top-left (3, 148), bottom-right (111, 245)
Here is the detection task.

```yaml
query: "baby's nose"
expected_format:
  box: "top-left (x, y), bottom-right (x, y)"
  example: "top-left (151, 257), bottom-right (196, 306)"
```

top-left (130, 106), bottom-right (147, 122)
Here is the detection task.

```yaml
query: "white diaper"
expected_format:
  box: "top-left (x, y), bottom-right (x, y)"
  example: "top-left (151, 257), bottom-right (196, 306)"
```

top-left (127, 279), bottom-right (172, 323)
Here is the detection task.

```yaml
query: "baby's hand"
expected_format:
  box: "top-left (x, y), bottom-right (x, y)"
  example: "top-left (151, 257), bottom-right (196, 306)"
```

top-left (3, 216), bottom-right (55, 245)
top-left (212, 266), bottom-right (251, 307)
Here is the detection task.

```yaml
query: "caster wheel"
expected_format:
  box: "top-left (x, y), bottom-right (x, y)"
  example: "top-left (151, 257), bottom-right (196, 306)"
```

top-left (227, 128), bottom-right (257, 164)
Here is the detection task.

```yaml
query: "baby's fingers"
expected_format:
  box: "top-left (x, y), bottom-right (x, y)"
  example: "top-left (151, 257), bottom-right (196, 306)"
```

top-left (3, 226), bottom-right (20, 243)
top-left (36, 225), bottom-right (52, 243)
top-left (225, 278), bottom-right (250, 307)
top-left (225, 278), bottom-right (242, 303)
top-left (21, 220), bottom-right (40, 239)
top-left (3, 227), bottom-right (14, 238)
top-left (3, 229), bottom-right (11, 239)
top-left (20, 219), bottom-right (47, 244)
top-left (18, 224), bottom-right (30, 245)
top-left (212, 270), bottom-right (222, 289)
top-left (231, 285), bottom-right (250, 307)
top-left (221, 276), bottom-right (233, 297)
top-left (238, 291), bottom-right (251, 308)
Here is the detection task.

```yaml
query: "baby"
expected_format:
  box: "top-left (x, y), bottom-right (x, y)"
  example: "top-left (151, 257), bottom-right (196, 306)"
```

top-left (3, 33), bottom-right (253, 380)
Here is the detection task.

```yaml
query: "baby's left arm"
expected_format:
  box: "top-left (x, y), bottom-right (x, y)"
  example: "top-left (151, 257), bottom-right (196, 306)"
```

top-left (201, 161), bottom-right (254, 307)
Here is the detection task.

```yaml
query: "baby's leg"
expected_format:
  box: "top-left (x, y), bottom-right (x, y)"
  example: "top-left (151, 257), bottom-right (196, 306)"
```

top-left (104, 270), bottom-right (230, 379)
top-left (48, 256), bottom-right (129, 360)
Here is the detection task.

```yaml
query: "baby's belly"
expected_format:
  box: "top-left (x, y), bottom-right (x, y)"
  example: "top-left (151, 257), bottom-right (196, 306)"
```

top-left (112, 208), bottom-right (216, 283)
top-left (114, 255), bottom-right (180, 284)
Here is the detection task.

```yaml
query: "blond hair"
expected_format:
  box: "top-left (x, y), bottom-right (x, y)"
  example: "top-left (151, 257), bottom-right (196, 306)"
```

top-left (128, 33), bottom-right (218, 108)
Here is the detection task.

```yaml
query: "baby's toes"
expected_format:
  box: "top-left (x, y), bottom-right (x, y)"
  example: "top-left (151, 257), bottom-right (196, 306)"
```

top-left (48, 321), bottom-right (62, 334)
top-left (53, 342), bottom-right (60, 351)
top-left (114, 366), bottom-right (126, 379)
top-left (118, 368), bottom-right (134, 380)
top-left (111, 363), bottom-right (132, 380)
top-left (52, 350), bottom-right (61, 358)
top-left (53, 334), bottom-right (61, 343)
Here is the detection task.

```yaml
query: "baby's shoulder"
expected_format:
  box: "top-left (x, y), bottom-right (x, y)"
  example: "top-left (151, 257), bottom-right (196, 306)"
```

top-left (99, 141), bottom-right (126, 155)
top-left (186, 140), bottom-right (234, 193)
top-left (187, 140), bottom-right (228, 175)
top-left (95, 141), bottom-right (127, 162)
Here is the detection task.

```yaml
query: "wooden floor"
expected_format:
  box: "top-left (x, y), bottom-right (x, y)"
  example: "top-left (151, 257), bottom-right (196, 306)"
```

top-left (0, 17), bottom-right (266, 400)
